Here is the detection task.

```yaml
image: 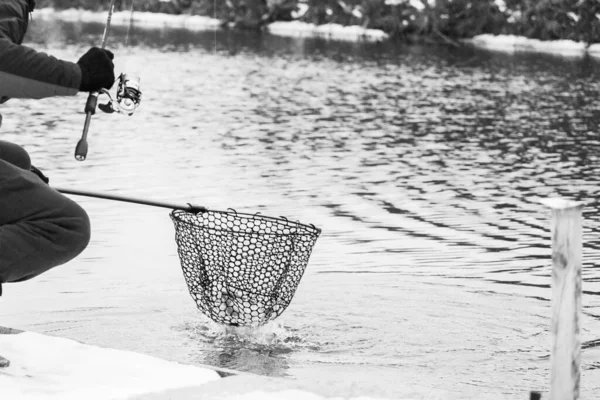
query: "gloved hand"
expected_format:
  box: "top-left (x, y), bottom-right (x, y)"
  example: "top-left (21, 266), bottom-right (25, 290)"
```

top-left (30, 165), bottom-right (49, 184)
top-left (77, 47), bottom-right (115, 92)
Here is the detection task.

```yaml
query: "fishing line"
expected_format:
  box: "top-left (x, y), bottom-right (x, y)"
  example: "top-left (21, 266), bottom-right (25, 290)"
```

top-left (99, 0), bottom-right (115, 48)
top-left (214, 0), bottom-right (217, 55)
top-left (124, 0), bottom-right (135, 47)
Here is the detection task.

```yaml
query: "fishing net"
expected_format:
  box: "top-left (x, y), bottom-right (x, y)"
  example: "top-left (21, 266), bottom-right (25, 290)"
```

top-left (170, 209), bottom-right (321, 326)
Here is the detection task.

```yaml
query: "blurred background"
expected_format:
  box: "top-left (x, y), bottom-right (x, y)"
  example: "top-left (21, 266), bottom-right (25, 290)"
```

top-left (35, 0), bottom-right (600, 45)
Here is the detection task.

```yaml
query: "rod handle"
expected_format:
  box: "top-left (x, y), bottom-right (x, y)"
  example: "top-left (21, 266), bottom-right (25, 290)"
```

top-left (84, 92), bottom-right (99, 114)
top-left (75, 138), bottom-right (88, 161)
top-left (75, 92), bottom-right (99, 161)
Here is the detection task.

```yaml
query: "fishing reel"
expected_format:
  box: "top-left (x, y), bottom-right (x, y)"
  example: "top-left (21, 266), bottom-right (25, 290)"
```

top-left (98, 73), bottom-right (142, 116)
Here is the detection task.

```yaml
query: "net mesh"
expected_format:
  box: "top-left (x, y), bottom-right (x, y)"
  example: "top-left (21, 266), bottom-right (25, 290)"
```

top-left (170, 209), bottom-right (321, 326)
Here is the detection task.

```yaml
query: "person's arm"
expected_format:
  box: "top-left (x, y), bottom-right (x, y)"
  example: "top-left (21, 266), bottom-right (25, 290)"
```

top-left (0, 38), bottom-right (81, 99)
top-left (0, 0), bottom-right (114, 101)
top-left (0, 0), bottom-right (81, 100)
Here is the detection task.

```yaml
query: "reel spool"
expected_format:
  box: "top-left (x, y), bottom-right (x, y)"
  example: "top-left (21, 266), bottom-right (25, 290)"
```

top-left (99, 73), bottom-right (142, 116)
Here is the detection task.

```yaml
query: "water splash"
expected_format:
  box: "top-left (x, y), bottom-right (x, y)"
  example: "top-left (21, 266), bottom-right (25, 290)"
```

top-left (182, 317), bottom-right (320, 354)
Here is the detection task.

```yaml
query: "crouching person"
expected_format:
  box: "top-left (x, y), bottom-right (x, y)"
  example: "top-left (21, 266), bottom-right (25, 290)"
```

top-left (0, 0), bottom-right (117, 367)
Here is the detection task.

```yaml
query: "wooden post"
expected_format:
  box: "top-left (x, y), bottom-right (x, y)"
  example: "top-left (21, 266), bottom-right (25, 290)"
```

top-left (540, 198), bottom-right (584, 400)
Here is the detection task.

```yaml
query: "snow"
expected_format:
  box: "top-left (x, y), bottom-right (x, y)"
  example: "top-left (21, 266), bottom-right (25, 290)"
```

top-left (34, 8), bottom-right (221, 30)
top-left (34, 8), bottom-right (389, 42)
top-left (0, 331), bottom-right (220, 400)
top-left (268, 21), bottom-right (388, 42)
top-left (38, 6), bottom-right (600, 51)
top-left (538, 198), bottom-right (590, 210)
top-left (385, 0), bottom-right (427, 11)
top-left (467, 34), bottom-right (600, 58)
top-left (0, 330), bottom-right (473, 400)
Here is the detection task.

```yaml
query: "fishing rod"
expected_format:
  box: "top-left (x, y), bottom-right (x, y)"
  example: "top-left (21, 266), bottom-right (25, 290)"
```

top-left (75, 0), bottom-right (142, 161)
top-left (54, 187), bottom-right (207, 214)
top-left (74, 0), bottom-right (114, 161)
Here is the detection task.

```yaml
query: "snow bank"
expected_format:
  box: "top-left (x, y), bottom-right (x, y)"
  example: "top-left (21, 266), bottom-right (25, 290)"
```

top-left (0, 328), bottom-right (508, 400)
top-left (268, 21), bottom-right (388, 42)
top-left (36, 7), bottom-right (600, 53)
top-left (0, 331), bottom-right (221, 400)
top-left (34, 8), bottom-right (388, 42)
top-left (34, 8), bottom-right (221, 30)
top-left (467, 34), bottom-right (600, 58)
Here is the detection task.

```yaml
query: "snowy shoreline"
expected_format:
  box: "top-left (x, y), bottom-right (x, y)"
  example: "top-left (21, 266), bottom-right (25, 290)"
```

top-left (1, 327), bottom-right (485, 400)
top-left (35, 7), bottom-right (600, 57)
top-left (466, 34), bottom-right (600, 58)
top-left (34, 8), bottom-right (389, 42)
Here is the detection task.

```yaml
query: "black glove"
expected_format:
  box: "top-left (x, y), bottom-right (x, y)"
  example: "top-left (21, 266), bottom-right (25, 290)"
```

top-left (77, 47), bottom-right (115, 92)
top-left (30, 165), bottom-right (49, 184)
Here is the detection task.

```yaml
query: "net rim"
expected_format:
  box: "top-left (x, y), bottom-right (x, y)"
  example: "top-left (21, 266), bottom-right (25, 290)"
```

top-left (170, 209), bottom-right (322, 236)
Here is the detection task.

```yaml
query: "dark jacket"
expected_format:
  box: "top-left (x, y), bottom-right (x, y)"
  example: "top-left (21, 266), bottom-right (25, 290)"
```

top-left (0, 0), bottom-right (80, 103)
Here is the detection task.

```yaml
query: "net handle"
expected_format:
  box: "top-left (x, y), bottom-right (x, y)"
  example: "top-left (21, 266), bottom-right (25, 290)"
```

top-left (54, 187), bottom-right (207, 213)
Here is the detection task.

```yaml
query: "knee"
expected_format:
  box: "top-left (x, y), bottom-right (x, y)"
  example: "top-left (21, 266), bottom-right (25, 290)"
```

top-left (61, 199), bottom-right (91, 257)
top-left (0, 141), bottom-right (31, 170)
top-left (0, 198), bottom-right (91, 284)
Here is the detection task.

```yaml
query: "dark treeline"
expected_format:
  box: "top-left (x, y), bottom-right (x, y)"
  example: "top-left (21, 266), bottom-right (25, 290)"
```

top-left (35, 0), bottom-right (600, 45)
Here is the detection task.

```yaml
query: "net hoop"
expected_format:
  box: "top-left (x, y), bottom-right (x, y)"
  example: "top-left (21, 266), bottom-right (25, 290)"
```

top-left (170, 209), bottom-right (321, 326)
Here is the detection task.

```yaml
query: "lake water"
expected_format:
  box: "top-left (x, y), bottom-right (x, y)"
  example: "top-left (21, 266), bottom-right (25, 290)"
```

top-left (1, 18), bottom-right (600, 399)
